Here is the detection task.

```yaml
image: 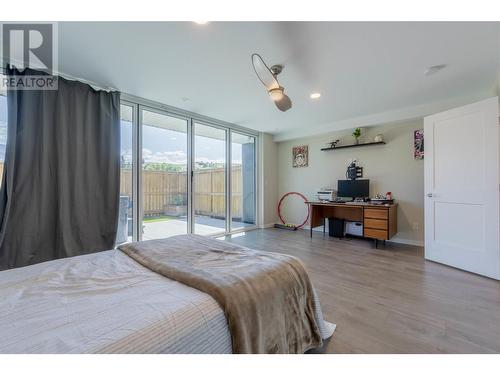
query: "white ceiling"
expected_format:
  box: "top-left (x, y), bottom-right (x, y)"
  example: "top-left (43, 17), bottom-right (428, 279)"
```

top-left (57, 22), bottom-right (500, 141)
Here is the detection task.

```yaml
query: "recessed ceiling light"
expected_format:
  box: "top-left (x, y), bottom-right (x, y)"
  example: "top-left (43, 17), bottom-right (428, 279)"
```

top-left (194, 21), bottom-right (209, 25)
top-left (310, 93), bottom-right (321, 99)
top-left (424, 64), bottom-right (447, 76)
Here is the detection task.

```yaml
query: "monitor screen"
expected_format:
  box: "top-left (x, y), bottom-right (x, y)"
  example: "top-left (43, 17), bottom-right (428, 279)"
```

top-left (337, 179), bottom-right (370, 198)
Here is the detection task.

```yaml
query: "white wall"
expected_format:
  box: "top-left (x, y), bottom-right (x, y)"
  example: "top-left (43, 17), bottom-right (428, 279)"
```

top-left (258, 132), bottom-right (279, 226)
top-left (277, 120), bottom-right (425, 246)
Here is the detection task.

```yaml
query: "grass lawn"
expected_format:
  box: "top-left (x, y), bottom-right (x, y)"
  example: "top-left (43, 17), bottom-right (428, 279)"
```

top-left (143, 215), bottom-right (177, 223)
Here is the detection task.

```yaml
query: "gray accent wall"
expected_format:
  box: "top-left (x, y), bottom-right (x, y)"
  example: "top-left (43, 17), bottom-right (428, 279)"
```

top-left (258, 133), bottom-right (279, 226)
top-left (242, 142), bottom-right (255, 224)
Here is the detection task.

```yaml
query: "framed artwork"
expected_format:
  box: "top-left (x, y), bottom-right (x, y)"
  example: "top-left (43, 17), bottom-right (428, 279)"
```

top-left (292, 145), bottom-right (308, 167)
top-left (414, 129), bottom-right (424, 160)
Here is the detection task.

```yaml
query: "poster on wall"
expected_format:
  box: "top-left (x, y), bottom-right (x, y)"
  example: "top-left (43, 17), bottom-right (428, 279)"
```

top-left (292, 145), bottom-right (308, 167)
top-left (414, 130), bottom-right (424, 160)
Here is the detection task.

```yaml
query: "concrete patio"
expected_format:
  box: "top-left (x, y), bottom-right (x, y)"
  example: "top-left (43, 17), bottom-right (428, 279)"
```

top-left (142, 215), bottom-right (254, 240)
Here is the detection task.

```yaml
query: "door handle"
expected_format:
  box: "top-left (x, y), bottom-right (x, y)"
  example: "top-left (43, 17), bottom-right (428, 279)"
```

top-left (426, 193), bottom-right (433, 198)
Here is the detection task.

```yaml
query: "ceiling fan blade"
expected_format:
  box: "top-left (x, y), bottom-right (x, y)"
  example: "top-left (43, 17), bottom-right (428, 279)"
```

top-left (251, 53), bottom-right (280, 90)
top-left (274, 94), bottom-right (292, 112)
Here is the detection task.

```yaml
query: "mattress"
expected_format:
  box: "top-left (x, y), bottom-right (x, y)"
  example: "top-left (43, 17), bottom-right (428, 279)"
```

top-left (0, 248), bottom-right (335, 353)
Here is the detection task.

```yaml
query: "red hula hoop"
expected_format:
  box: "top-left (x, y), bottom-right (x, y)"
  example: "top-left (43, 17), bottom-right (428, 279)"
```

top-left (277, 192), bottom-right (310, 229)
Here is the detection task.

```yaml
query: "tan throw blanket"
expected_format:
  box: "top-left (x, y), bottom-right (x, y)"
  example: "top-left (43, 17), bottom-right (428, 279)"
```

top-left (118, 234), bottom-right (322, 354)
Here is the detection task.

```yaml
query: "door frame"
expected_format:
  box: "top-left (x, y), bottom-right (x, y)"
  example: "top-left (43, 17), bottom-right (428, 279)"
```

top-left (120, 99), bottom-right (140, 241)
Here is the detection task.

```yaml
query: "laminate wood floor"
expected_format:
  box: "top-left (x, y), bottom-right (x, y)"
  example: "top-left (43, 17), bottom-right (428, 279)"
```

top-left (221, 228), bottom-right (500, 353)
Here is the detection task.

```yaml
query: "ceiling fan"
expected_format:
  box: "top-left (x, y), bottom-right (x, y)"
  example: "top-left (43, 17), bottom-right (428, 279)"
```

top-left (251, 53), bottom-right (292, 112)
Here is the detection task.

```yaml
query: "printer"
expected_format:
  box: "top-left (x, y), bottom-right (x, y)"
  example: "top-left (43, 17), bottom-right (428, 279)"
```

top-left (316, 188), bottom-right (336, 202)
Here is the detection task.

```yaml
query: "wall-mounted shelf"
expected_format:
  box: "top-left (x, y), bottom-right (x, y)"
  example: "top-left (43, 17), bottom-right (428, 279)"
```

top-left (321, 141), bottom-right (386, 151)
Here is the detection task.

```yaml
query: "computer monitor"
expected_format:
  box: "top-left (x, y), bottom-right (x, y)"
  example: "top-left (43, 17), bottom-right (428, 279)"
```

top-left (337, 179), bottom-right (370, 199)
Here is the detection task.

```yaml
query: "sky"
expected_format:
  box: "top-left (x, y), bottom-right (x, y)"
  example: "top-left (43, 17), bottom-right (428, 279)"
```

top-left (121, 120), bottom-right (247, 168)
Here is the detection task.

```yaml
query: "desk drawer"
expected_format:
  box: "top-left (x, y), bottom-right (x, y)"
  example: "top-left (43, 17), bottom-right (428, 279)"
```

top-left (364, 208), bottom-right (388, 219)
top-left (364, 228), bottom-right (389, 240)
top-left (364, 218), bottom-right (387, 230)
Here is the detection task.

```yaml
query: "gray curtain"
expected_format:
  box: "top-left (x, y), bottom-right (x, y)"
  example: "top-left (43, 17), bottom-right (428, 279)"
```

top-left (0, 67), bottom-right (121, 270)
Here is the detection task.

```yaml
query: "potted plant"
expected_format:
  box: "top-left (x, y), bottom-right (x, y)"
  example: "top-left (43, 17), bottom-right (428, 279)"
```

top-left (164, 194), bottom-right (187, 217)
top-left (352, 128), bottom-right (361, 144)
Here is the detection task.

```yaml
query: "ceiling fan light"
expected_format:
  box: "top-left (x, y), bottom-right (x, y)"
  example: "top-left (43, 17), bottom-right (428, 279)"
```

top-left (269, 87), bottom-right (284, 101)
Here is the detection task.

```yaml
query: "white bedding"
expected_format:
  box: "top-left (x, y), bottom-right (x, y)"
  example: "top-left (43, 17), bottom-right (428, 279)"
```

top-left (0, 249), bottom-right (335, 353)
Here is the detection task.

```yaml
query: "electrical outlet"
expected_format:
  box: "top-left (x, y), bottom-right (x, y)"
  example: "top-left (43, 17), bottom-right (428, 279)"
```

top-left (412, 222), bottom-right (420, 231)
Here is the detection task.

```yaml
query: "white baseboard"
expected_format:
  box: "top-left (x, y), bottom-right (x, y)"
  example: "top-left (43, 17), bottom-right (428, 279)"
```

top-left (259, 223), bottom-right (276, 229)
top-left (387, 237), bottom-right (424, 247)
top-left (304, 225), bottom-right (323, 232)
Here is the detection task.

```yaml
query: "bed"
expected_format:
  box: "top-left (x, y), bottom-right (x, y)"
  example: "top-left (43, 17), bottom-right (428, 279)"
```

top-left (0, 235), bottom-right (335, 354)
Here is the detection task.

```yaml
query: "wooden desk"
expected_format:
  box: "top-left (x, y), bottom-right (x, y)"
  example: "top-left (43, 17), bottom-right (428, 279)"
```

top-left (306, 201), bottom-right (397, 246)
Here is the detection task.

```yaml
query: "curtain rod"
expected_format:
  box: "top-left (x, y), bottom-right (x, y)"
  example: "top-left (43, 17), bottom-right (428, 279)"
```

top-left (1, 66), bottom-right (119, 92)
top-left (58, 72), bottom-right (119, 92)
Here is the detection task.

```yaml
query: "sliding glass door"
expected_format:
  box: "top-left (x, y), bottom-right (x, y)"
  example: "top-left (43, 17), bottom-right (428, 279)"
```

top-left (117, 104), bottom-right (135, 244)
top-left (193, 123), bottom-right (227, 235)
top-left (141, 108), bottom-right (189, 240)
top-left (120, 99), bottom-right (258, 240)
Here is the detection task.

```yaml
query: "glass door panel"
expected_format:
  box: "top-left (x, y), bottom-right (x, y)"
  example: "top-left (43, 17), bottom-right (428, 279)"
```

top-left (141, 109), bottom-right (188, 239)
top-left (231, 132), bottom-right (256, 229)
top-left (117, 104), bottom-right (134, 244)
top-left (193, 123), bottom-right (227, 235)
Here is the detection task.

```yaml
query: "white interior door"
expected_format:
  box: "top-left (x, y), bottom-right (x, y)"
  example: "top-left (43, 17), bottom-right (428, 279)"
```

top-left (424, 97), bottom-right (500, 280)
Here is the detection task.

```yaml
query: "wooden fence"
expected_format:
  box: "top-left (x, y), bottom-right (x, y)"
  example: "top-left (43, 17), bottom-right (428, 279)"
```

top-left (120, 166), bottom-right (243, 218)
top-left (0, 163), bottom-right (241, 219)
